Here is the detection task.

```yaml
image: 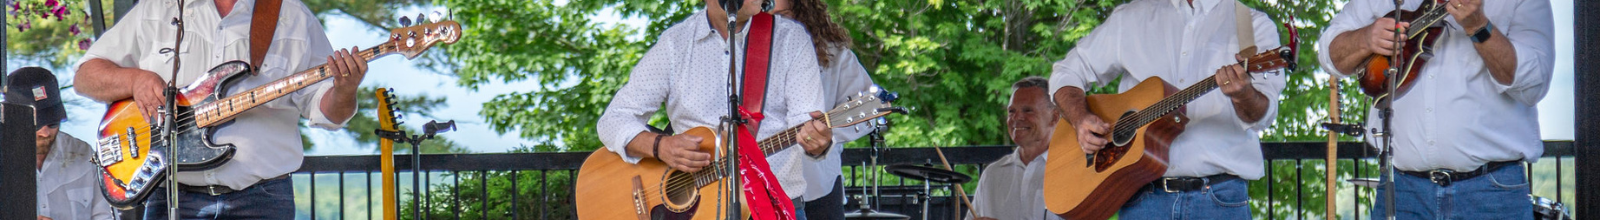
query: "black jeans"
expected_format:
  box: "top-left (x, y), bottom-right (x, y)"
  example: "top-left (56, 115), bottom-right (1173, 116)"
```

top-left (803, 176), bottom-right (846, 220)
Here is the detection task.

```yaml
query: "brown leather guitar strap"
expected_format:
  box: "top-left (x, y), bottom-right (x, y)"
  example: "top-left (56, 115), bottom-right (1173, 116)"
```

top-left (249, 0), bottom-right (284, 71)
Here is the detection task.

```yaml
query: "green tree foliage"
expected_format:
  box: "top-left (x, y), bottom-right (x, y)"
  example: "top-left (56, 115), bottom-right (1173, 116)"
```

top-left (6, 0), bottom-right (99, 69)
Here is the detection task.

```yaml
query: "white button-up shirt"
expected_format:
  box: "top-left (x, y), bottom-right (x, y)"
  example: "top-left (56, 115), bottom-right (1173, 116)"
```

top-left (597, 11), bottom-right (825, 198)
top-left (1317, 0), bottom-right (1554, 172)
top-left (968, 150), bottom-right (1062, 220)
top-left (801, 45), bottom-right (875, 201)
top-left (76, 0), bottom-right (348, 190)
top-left (1048, 0), bottom-right (1285, 179)
top-left (37, 133), bottom-right (114, 220)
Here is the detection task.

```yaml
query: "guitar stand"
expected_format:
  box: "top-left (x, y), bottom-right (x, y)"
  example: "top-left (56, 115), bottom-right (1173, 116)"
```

top-left (374, 120), bottom-right (455, 219)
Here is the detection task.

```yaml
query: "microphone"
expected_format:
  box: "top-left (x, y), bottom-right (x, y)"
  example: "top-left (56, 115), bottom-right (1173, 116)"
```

top-left (720, 0), bottom-right (743, 14)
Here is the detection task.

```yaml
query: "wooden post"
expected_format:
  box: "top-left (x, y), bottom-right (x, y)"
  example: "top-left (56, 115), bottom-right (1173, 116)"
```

top-left (1326, 77), bottom-right (1340, 220)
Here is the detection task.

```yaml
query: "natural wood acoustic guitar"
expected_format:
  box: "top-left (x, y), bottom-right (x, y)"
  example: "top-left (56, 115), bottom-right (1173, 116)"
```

top-left (576, 88), bottom-right (903, 220)
top-left (1043, 46), bottom-right (1295, 220)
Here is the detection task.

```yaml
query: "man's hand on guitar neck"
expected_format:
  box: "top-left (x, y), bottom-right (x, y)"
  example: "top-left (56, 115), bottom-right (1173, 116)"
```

top-left (320, 46), bottom-right (370, 124)
top-left (1053, 86), bottom-right (1111, 155)
top-left (798, 111), bottom-right (834, 158)
top-left (626, 131), bottom-right (712, 172)
top-left (1216, 55), bottom-right (1269, 124)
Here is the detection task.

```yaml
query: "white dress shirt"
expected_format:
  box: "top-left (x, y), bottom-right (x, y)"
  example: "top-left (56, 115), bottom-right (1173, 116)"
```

top-left (596, 11), bottom-right (825, 198)
top-left (37, 133), bottom-right (114, 220)
top-left (76, 0), bottom-right (348, 190)
top-left (968, 150), bottom-right (1062, 220)
top-left (1049, 0), bottom-right (1285, 179)
top-left (1317, 0), bottom-right (1554, 172)
top-left (801, 45), bottom-right (875, 201)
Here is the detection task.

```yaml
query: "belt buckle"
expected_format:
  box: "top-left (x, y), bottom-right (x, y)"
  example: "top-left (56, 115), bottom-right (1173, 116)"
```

top-left (1428, 170), bottom-right (1452, 186)
top-left (206, 185), bottom-right (223, 196)
top-left (1161, 178), bottom-right (1180, 193)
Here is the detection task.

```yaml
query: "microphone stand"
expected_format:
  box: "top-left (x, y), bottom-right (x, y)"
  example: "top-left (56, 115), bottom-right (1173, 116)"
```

top-left (1377, 0), bottom-right (1404, 219)
top-left (720, 1), bottom-right (744, 219)
top-left (374, 120), bottom-right (455, 219)
top-left (164, 2), bottom-right (186, 219)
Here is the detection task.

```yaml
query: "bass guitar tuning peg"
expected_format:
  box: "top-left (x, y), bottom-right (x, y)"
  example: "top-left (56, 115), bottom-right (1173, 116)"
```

top-left (430, 11), bottom-right (444, 23)
top-left (417, 13), bottom-right (428, 24)
top-left (398, 16), bottom-right (412, 27)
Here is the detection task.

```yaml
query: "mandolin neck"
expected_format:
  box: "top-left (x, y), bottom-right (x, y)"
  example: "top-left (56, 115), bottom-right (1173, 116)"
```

top-left (193, 44), bottom-right (396, 127)
top-left (1402, 1), bottom-right (1452, 39)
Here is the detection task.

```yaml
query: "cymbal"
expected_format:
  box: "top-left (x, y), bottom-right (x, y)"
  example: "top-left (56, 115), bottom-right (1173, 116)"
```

top-left (844, 208), bottom-right (910, 220)
top-left (885, 164), bottom-right (972, 184)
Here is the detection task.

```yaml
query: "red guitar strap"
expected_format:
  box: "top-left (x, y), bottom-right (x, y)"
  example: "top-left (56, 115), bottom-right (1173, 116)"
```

top-left (733, 12), bottom-right (797, 220)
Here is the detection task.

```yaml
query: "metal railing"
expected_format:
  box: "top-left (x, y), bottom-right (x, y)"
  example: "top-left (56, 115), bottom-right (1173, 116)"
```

top-left (290, 141), bottom-right (1576, 219)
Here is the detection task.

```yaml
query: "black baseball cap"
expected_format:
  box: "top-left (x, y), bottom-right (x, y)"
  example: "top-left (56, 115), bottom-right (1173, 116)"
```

top-left (4, 67), bottom-right (67, 127)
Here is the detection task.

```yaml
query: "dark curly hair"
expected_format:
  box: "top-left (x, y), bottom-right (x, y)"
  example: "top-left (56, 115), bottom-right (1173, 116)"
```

top-left (782, 0), bottom-right (853, 67)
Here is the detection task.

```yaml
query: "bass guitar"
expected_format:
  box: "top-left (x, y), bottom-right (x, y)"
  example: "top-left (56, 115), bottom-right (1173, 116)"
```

top-left (93, 21), bottom-right (461, 209)
top-left (575, 88), bottom-right (904, 220)
top-left (1043, 46), bottom-right (1295, 220)
top-left (1356, 0), bottom-right (1450, 99)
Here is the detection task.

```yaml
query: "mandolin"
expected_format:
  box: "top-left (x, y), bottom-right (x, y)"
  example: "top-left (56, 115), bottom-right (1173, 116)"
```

top-left (575, 88), bottom-right (904, 220)
top-left (1356, 0), bottom-right (1451, 100)
top-left (1043, 46), bottom-right (1295, 220)
top-left (92, 21), bottom-right (461, 209)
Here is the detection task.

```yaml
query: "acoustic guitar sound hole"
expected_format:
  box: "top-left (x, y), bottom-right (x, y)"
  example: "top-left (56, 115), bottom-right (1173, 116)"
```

top-left (662, 171), bottom-right (697, 209)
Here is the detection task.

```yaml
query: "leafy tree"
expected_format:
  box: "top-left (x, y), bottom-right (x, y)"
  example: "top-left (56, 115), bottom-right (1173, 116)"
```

top-left (5, 0), bottom-right (98, 69)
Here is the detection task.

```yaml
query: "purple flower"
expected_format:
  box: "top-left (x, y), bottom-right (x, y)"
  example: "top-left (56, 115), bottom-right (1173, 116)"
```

top-left (78, 39), bottom-right (92, 50)
top-left (69, 24), bottom-right (79, 35)
top-left (51, 5), bottom-right (65, 21)
top-left (44, 0), bottom-right (58, 8)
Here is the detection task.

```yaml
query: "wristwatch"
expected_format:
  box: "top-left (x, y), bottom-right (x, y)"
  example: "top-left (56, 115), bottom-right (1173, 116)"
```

top-left (1471, 21), bottom-right (1495, 43)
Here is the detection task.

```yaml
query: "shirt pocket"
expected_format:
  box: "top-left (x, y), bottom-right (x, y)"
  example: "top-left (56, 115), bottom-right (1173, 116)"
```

top-left (68, 188), bottom-right (93, 213)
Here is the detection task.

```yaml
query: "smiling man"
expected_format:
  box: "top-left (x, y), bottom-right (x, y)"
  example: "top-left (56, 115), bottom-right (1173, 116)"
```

top-left (967, 76), bottom-right (1064, 220)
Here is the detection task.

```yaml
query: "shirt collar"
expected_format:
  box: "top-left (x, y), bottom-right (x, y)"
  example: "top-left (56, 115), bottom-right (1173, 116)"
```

top-left (993, 147), bottom-right (1026, 168)
top-left (1169, 0), bottom-right (1225, 14)
top-left (690, 10), bottom-right (756, 42)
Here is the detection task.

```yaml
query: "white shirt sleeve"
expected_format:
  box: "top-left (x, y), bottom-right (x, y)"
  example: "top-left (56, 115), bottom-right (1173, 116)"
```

top-left (596, 38), bottom-right (678, 164)
top-left (75, 1), bottom-right (154, 71)
top-left (280, 11), bottom-right (346, 130)
top-left (1236, 9), bottom-right (1287, 132)
top-left (1048, 7), bottom-right (1129, 101)
top-left (1490, 0), bottom-right (1555, 106)
top-left (1316, 0), bottom-right (1379, 77)
top-left (819, 47), bottom-right (875, 160)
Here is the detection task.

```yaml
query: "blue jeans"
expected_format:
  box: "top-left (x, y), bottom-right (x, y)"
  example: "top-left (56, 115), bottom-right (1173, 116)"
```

top-left (792, 197), bottom-right (809, 220)
top-left (1119, 177), bottom-right (1251, 219)
top-left (1371, 163), bottom-right (1532, 220)
top-left (143, 177), bottom-right (295, 220)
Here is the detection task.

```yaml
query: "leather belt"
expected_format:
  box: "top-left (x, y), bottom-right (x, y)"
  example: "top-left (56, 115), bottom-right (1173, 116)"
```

top-left (1149, 174), bottom-right (1241, 193)
top-left (179, 174), bottom-right (290, 196)
top-left (1399, 161), bottom-right (1520, 187)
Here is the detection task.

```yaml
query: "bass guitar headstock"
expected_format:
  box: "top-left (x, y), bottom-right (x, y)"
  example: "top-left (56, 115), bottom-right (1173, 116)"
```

top-left (388, 13), bottom-right (462, 59)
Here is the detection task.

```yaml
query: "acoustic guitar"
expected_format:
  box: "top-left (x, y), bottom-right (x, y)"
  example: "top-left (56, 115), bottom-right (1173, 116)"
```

top-left (575, 88), bottom-right (904, 220)
top-left (1356, 0), bottom-right (1450, 100)
top-left (91, 21), bottom-right (461, 209)
top-left (1043, 46), bottom-right (1295, 220)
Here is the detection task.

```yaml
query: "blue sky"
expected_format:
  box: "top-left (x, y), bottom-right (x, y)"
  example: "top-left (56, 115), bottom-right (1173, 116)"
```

top-left (25, 0), bottom-right (1578, 156)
